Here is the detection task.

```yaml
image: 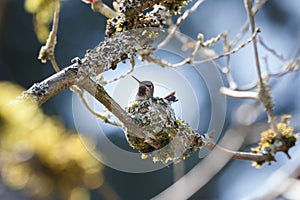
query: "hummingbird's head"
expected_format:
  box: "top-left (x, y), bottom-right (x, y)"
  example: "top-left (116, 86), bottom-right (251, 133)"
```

top-left (132, 76), bottom-right (154, 101)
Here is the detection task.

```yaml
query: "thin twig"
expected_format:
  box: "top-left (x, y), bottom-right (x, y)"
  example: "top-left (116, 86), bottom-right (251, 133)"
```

top-left (45, 0), bottom-right (122, 127)
top-left (245, 0), bottom-right (263, 84)
top-left (71, 86), bottom-right (122, 127)
top-left (223, 32), bottom-right (238, 89)
top-left (244, 0), bottom-right (277, 132)
top-left (258, 36), bottom-right (285, 61)
top-left (237, 59), bottom-right (300, 91)
top-left (38, 0), bottom-right (60, 72)
top-left (49, 0), bottom-right (61, 73)
top-left (102, 55), bottom-right (135, 85)
top-left (155, 0), bottom-right (205, 50)
top-left (183, 34), bottom-right (203, 64)
top-left (262, 55), bottom-right (270, 76)
top-left (184, 28), bottom-right (259, 66)
top-left (230, 0), bottom-right (269, 47)
top-left (143, 28), bottom-right (259, 68)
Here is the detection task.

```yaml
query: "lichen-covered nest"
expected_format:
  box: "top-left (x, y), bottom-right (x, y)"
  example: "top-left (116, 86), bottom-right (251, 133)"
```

top-left (126, 97), bottom-right (203, 164)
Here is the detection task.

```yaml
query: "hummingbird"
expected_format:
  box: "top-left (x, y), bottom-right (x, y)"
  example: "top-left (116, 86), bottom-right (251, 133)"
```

top-left (131, 76), bottom-right (178, 103)
top-left (132, 76), bottom-right (154, 101)
top-left (126, 76), bottom-right (200, 164)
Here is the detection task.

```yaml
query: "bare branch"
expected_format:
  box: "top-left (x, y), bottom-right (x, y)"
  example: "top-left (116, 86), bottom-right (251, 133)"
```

top-left (235, 58), bottom-right (299, 91)
top-left (245, 0), bottom-right (277, 132)
top-left (206, 142), bottom-right (275, 162)
top-left (230, 0), bottom-right (269, 47)
top-left (189, 29), bottom-right (259, 66)
top-left (220, 87), bottom-right (258, 99)
top-left (156, 0), bottom-right (205, 50)
top-left (148, 28), bottom-right (260, 67)
top-left (245, 0), bottom-right (263, 84)
top-left (49, 0), bottom-right (61, 72)
top-left (258, 36), bottom-right (285, 61)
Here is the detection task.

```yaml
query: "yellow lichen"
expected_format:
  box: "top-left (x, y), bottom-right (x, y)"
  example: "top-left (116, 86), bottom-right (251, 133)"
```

top-left (251, 115), bottom-right (298, 168)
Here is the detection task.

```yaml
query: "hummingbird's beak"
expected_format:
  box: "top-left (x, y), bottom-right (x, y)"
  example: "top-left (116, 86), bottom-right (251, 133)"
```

top-left (131, 76), bottom-right (141, 84)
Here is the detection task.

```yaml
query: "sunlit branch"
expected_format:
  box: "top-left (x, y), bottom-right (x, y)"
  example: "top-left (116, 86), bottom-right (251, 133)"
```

top-left (20, 65), bottom-right (78, 106)
top-left (220, 87), bottom-right (258, 99)
top-left (91, 0), bottom-right (118, 18)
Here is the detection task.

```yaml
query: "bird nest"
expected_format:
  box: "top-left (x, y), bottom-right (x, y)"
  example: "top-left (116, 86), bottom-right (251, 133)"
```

top-left (126, 97), bottom-right (202, 164)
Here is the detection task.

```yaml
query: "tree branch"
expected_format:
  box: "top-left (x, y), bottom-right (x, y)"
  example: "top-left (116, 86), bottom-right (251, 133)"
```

top-left (20, 64), bottom-right (78, 106)
top-left (206, 142), bottom-right (275, 162)
top-left (20, 61), bottom-right (160, 149)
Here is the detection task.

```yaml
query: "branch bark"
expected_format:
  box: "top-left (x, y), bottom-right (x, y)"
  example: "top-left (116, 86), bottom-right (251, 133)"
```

top-left (20, 64), bottom-right (78, 106)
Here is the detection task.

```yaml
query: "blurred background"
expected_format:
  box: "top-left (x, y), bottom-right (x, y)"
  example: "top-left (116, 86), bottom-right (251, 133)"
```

top-left (0, 0), bottom-right (300, 199)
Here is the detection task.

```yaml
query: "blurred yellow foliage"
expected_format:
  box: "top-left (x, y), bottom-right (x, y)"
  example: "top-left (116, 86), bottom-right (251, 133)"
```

top-left (0, 82), bottom-right (103, 200)
top-left (24, 0), bottom-right (56, 42)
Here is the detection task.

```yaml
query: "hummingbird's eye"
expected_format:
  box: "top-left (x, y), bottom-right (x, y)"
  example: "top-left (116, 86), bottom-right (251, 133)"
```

top-left (146, 84), bottom-right (152, 88)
